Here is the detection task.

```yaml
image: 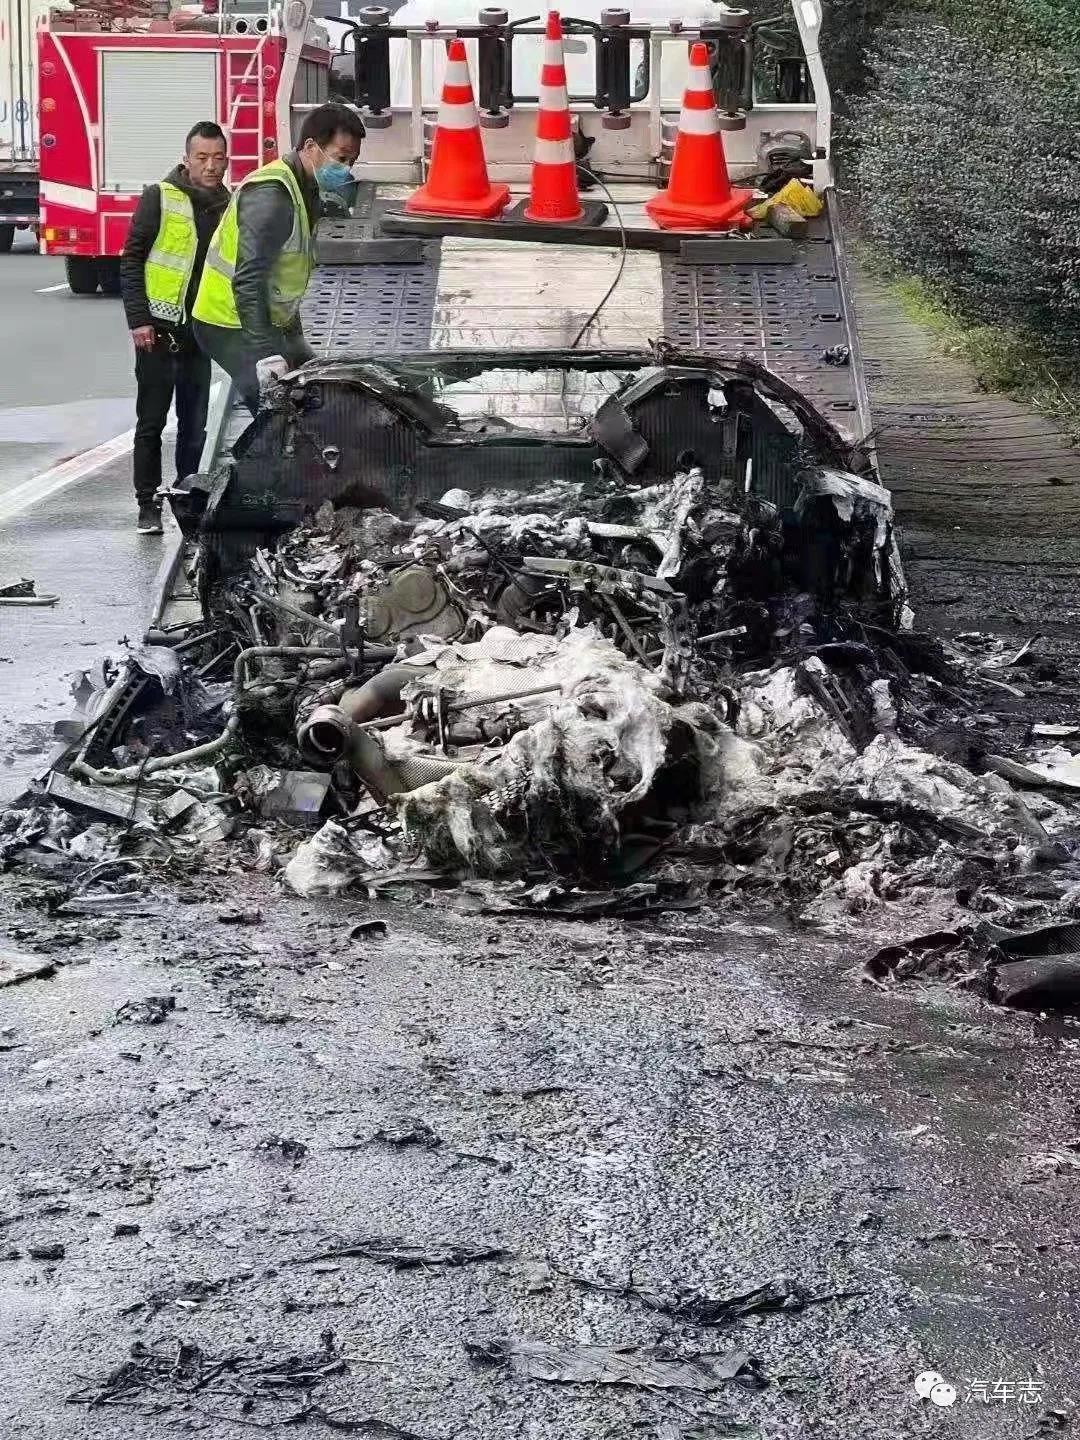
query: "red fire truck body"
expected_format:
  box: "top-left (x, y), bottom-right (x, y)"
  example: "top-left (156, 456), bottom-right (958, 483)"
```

top-left (37, 7), bottom-right (330, 293)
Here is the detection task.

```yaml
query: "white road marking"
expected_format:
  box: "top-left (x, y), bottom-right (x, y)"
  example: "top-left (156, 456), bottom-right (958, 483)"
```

top-left (35, 282), bottom-right (70, 294)
top-left (0, 379), bottom-right (224, 526)
top-left (0, 427), bottom-right (135, 524)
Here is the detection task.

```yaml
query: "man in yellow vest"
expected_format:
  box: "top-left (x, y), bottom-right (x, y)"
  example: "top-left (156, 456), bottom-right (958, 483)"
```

top-left (120, 122), bottom-right (229, 533)
top-left (193, 103), bottom-right (365, 416)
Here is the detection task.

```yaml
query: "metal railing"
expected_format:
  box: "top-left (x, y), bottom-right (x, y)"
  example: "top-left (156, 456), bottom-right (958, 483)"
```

top-left (280, 0), bottom-right (829, 182)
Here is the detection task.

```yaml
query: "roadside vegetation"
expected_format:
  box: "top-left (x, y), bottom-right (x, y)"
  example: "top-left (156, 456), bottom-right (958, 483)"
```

top-left (859, 249), bottom-right (1080, 443)
top-left (822, 0), bottom-right (1080, 435)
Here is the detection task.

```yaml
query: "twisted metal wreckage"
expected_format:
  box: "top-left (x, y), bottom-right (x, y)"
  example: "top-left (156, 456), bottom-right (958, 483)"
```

top-left (4, 347), bottom-right (1080, 1001)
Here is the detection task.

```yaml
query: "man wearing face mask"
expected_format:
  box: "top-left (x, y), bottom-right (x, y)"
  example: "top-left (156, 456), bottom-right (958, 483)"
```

top-left (120, 121), bottom-right (229, 533)
top-left (193, 103), bottom-right (365, 414)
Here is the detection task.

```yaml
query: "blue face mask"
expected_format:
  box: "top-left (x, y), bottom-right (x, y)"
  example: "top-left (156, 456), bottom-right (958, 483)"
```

top-left (315, 159), bottom-right (353, 192)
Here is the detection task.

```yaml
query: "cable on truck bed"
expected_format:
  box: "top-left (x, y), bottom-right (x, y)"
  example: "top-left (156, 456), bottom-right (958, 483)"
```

top-left (569, 167), bottom-right (628, 350)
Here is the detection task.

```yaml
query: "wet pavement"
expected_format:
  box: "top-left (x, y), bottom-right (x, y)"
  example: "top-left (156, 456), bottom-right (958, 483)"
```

top-left (1, 878), bottom-right (1078, 1437)
top-left (0, 231), bottom-right (188, 807)
top-left (2, 269), bottom-right (1080, 1437)
top-left (0, 232), bottom-right (135, 496)
top-left (0, 460), bottom-right (172, 805)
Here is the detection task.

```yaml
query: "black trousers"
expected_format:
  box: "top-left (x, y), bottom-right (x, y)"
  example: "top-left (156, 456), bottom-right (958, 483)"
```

top-left (133, 331), bottom-right (212, 501)
top-left (192, 318), bottom-right (274, 417)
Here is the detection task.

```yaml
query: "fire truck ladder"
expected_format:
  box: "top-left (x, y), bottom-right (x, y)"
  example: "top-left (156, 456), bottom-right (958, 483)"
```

top-left (225, 42), bottom-right (267, 182)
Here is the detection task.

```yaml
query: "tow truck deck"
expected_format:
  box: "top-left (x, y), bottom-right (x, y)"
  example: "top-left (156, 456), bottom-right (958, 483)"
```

top-left (144, 0), bottom-right (877, 637)
top-left (303, 185), bottom-right (868, 420)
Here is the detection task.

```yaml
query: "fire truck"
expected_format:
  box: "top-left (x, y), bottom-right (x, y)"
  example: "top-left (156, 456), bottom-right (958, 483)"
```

top-left (35, 0), bottom-right (332, 293)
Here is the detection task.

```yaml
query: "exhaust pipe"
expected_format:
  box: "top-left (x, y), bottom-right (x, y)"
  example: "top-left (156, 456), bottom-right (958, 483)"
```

top-left (298, 704), bottom-right (353, 763)
top-left (297, 666), bottom-right (431, 762)
top-left (340, 665), bottom-right (425, 725)
top-left (296, 701), bottom-right (458, 802)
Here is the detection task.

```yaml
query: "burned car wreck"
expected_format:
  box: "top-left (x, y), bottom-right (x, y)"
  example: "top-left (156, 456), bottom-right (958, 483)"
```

top-left (5, 347), bottom-right (1080, 994)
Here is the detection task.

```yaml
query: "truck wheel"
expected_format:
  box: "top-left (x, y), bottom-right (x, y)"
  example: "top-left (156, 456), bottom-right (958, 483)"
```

top-left (65, 256), bottom-right (101, 294)
top-left (97, 258), bottom-right (122, 296)
top-left (0, 226), bottom-right (14, 254)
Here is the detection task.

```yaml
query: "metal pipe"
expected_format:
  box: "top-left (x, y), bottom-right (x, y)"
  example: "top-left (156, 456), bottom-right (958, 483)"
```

top-left (195, 643), bottom-right (238, 678)
top-left (298, 704), bottom-right (353, 761)
top-left (645, 626), bottom-right (746, 661)
top-left (70, 716), bottom-right (241, 787)
top-left (449, 683), bottom-right (562, 713)
top-left (250, 588), bottom-right (342, 639)
top-left (603, 594), bottom-right (652, 666)
top-left (233, 645), bottom-right (346, 693)
top-left (340, 665), bottom-right (430, 724)
top-left (297, 662), bottom-right (434, 759)
top-left (409, 34), bottom-right (424, 169)
top-left (235, 640), bottom-right (396, 692)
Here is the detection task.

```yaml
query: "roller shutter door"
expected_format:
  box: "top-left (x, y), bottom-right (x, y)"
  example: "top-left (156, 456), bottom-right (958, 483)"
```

top-left (101, 50), bottom-right (217, 192)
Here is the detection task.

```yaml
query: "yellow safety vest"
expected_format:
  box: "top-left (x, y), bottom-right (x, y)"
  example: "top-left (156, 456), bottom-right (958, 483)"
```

top-left (144, 181), bottom-right (197, 325)
top-left (193, 158), bottom-right (313, 331)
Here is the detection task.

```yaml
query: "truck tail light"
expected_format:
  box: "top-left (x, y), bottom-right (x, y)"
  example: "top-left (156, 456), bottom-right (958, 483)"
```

top-left (44, 225), bottom-right (91, 245)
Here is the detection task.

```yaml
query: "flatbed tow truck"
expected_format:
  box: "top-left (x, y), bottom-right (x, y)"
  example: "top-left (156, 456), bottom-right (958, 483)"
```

top-left (143, 0), bottom-right (877, 626)
top-left (13, 18), bottom-right (1080, 1424)
top-left (45, 0), bottom-right (901, 795)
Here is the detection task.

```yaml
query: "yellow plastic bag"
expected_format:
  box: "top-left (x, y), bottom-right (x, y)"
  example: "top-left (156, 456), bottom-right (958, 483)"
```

top-left (749, 178), bottom-right (824, 221)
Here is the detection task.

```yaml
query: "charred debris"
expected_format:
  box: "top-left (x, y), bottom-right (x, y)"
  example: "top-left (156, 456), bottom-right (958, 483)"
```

top-left (2, 347), bottom-right (1079, 996)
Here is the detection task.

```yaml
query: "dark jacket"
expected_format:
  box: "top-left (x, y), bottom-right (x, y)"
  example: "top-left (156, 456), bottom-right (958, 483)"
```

top-left (231, 150), bottom-right (321, 362)
top-left (120, 164), bottom-right (229, 335)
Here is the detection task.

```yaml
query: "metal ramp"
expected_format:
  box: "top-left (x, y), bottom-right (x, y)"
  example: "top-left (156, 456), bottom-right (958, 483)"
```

top-left (302, 261), bottom-right (441, 358)
top-left (660, 196), bottom-right (870, 444)
top-left (299, 192), bottom-right (871, 447)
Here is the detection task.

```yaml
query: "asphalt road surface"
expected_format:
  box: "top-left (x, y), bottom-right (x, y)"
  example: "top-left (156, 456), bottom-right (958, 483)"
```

top-left (0, 232), bottom-right (171, 805)
top-left (2, 249), bottom-right (1080, 1438)
top-left (2, 850), bottom-right (1080, 1440)
top-left (0, 231), bottom-right (135, 496)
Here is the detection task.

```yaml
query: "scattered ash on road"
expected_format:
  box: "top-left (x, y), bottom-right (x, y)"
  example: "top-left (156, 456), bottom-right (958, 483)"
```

top-left (3, 413), bottom-right (1079, 1006)
top-left (3, 361), bottom-right (1080, 1436)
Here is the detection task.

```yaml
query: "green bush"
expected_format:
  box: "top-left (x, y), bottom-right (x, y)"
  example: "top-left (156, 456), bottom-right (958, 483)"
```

top-left (842, 11), bottom-right (1080, 354)
top-left (819, 0), bottom-right (895, 99)
top-left (922, 0), bottom-right (1080, 51)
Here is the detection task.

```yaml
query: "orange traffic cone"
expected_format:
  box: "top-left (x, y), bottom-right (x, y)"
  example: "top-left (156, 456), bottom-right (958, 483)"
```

top-left (523, 11), bottom-right (583, 224)
top-left (645, 42), bottom-right (755, 231)
top-left (406, 38), bottom-right (509, 219)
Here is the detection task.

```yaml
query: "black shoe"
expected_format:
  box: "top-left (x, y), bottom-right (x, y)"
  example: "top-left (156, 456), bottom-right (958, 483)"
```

top-left (136, 501), bottom-right (163, 535)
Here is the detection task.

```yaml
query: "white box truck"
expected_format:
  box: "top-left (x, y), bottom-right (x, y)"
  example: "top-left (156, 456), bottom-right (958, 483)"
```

top-left (0, 0), bottom-right (51, 250)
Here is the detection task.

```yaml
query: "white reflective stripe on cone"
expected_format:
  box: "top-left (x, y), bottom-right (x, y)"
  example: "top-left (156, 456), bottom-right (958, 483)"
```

top-left (678, 107), bottom-right (720, 135)
top-left (543, 37), bottom-right (565, 67)
top-left (533, 136), bottom-right (575, 165)
top-left (444, 59), bottom-right (471, 86)
top-left (438, 101), bottom-right (480, 128)
top-left (687, 64), bottom-right (712, 91)
top-left (539, 83), bottom-right (569, 110)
